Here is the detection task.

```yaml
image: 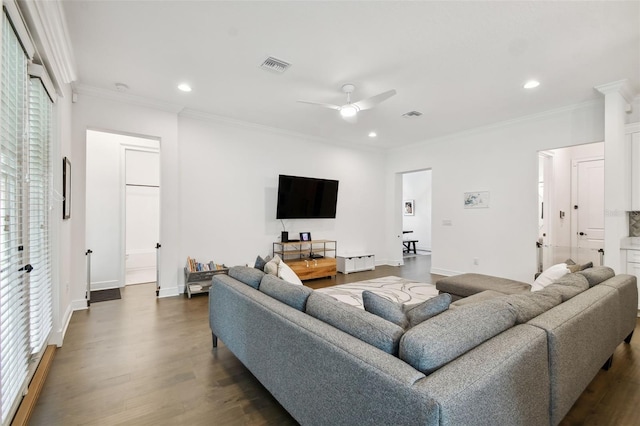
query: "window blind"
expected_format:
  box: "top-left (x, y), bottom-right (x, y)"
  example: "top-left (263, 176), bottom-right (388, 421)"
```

top-left (0, 10), bottom-right (30, 426)
top-left (28, 76), bottom-right (53, 354)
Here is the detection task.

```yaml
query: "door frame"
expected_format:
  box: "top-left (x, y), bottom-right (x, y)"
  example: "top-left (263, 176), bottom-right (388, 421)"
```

top-left (119, 144), bottom-right (160, 288)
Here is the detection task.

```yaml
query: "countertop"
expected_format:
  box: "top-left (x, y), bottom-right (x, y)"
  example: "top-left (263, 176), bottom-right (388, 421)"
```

top-left (621, 237), bottom-right (640, 250)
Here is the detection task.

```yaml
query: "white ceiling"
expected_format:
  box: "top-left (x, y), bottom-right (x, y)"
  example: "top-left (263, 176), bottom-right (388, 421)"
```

top-left (62, 1), bottom-right (640, 149)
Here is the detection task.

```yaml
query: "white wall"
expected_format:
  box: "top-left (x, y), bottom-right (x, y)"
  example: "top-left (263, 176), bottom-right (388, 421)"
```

top-left (386, 101), bottom-right (607, 283)
top-left (402, 170), bottom-right (432, 251)
top-left (177, 113), bottom-right (388, 289)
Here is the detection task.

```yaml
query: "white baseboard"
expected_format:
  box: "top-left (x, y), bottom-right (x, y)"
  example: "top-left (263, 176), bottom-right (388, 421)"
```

top-left (49, 304), bottom-right (74, 347)
top-left (90, 280), bottom-right (119, 291)
top-left (71, 298), bottom-right (88, 311)
top-left (377, 258), bottom-right (404, 267)
top-left (430, 268), bottom-right (462, 277)
top-left (158, 286), bottom-right (180, 298)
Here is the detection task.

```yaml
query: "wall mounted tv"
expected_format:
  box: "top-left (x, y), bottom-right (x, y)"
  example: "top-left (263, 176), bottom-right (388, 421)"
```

top-left (276, 174), bottom-right (339, 219)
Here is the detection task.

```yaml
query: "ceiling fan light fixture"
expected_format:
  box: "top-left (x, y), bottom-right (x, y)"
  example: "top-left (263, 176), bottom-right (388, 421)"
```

top-left (340, 105), bottom-right (358, 118)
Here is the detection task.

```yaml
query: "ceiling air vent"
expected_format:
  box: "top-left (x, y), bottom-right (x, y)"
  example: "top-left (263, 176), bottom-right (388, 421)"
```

top-left (260, 57), bottom-right (291, 73)
top-left (402, 111), bottom-right (423, 118)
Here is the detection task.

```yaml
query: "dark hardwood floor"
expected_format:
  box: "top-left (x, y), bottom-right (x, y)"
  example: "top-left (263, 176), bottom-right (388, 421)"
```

top-left (31, 255), bottom-right (640, 425)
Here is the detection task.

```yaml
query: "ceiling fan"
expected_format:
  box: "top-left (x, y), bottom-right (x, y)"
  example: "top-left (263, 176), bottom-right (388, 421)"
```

top-left (298, 84), bottom-right (396, 122)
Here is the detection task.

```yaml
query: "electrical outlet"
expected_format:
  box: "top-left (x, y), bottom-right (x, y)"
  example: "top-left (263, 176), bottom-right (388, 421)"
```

top-left (473, 258), bottom-right (479, 266)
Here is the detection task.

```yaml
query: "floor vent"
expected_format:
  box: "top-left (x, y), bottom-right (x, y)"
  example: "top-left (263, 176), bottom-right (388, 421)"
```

top-left (261, 57), bottom-right (291, 73)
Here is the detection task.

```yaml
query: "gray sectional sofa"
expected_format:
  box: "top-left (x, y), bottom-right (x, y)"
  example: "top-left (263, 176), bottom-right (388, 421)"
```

top-left (209, 266), bottom-right (637, 426)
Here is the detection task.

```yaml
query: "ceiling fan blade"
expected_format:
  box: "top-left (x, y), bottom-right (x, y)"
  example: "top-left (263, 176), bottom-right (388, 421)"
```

top-left (352, 89), bottom-right (397, 111)
top-left (297, 100), bottom-right (341, 110)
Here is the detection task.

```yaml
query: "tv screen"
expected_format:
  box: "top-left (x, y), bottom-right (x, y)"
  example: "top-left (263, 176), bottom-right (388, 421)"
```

top-left (276, 175), bottom-right (339, 219)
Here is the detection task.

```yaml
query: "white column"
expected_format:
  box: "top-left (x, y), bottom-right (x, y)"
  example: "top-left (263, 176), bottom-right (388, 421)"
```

top-left (595, 80), bottom-right (633, 273)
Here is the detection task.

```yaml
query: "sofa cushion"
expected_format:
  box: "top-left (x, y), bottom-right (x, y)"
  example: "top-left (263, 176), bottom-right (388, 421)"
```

top-left (531, 263), bottom-right (570, 292)
top-left (538, 273), bottom-right (589, 302)
top-left (399, 298), bottom-right (517, 374)
top-left (306, 292), bottom-right (405, 355)
top-left (259, 274), bottom-right (312, 311)
top-left (503, 292), bottom-right (562, 324)
top-left (228, 266), bottom-right (265, 289)
top-left (450, 290), bottom-right (505, 307)
top-left (577, 266), bottom-right (615, 287)
top-left (362, 291), bottom-right (451, 329)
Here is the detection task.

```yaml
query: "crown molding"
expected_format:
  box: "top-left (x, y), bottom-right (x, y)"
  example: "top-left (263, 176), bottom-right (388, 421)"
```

top-left (74, 84), bottom-right (185, 114)
top-left (18, 0), bottom-right (77, 93)
top-left (394, 98), bottom-right (604, 153)
top-left (594, 79), bottom-right (634, 104)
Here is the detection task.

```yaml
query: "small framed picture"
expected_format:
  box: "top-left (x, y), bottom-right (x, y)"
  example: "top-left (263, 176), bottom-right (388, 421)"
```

top-left (300, 232), bottom-right (312, 242)
top-left (464, 191), bottom-right (490, 209)
top-left (63, 157), bottom-right (71, 219)
top-left (403, 200), bottom-right (414, 216)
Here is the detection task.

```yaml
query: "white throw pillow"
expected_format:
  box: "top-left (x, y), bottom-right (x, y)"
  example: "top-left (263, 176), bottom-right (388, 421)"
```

top-left (277, 261), bottom-right (303, 286)
top-left (531, 263), bottom-right (570, 292)
top-left (264, 254), bottom-right (282, 276)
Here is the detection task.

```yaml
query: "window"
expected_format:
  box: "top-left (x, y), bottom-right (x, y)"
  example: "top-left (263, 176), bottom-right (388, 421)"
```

top-left (0, 7), bottom-right (54, 425)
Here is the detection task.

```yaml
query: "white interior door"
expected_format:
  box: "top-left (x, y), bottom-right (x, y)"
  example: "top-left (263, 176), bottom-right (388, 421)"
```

top-left (125, 149), bottom-right (160, 285)
top-left (574, 158), bottom-right (604, 265)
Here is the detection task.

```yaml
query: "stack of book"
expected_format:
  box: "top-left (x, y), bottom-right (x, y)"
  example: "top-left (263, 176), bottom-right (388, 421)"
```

top-left (186, 257), bottom-right (224, 272)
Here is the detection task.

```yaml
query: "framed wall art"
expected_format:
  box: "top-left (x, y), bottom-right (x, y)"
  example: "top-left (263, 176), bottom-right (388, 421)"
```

top-left (404, 199), bottom-right (414, 216)
top-left (464, 191), bottom-right (490, 209)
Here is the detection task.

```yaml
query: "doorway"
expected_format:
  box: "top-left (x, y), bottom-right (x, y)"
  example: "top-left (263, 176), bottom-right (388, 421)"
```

top-left (402, 170), bottom-right (432, 258)
top-left (537, 143), bottom-right (604, 270)
top-left (85, 130), bottom-right (160, 295)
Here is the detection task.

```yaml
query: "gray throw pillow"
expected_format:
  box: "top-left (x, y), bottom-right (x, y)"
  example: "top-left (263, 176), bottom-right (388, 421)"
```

top-left (362, 291), bottom-right (409, 329)
top-left (362, 291), bottom-right (451, 329)
top-left (306, 292), bottom-right (405, 355)
top-left (405, 293), bottom-right (452, 328)
top-left (254, 255), bottom-right (268, 271)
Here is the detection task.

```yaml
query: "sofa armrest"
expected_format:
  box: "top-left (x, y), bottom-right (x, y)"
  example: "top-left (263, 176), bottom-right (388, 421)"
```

top-left (413, 324), bottom-right (550, 426)
top-left (528, 285), bottom-right (620, 425)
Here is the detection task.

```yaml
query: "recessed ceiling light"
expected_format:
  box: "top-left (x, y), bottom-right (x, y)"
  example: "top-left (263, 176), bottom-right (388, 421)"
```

top-left (368, 132), bottom-right (377, 138)
top-left (524, 80), bottom-right (540, 89)
top-left (178, 83), bottom-right (192, 92)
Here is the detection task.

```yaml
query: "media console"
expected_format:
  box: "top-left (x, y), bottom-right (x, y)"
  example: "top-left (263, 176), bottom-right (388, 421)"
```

top-left (273, 240), bottom-right (337, 281)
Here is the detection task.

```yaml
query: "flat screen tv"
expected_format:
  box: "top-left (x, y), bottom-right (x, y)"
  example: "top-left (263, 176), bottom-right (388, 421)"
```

top-left (276, 174), bottom-right (339, 219)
